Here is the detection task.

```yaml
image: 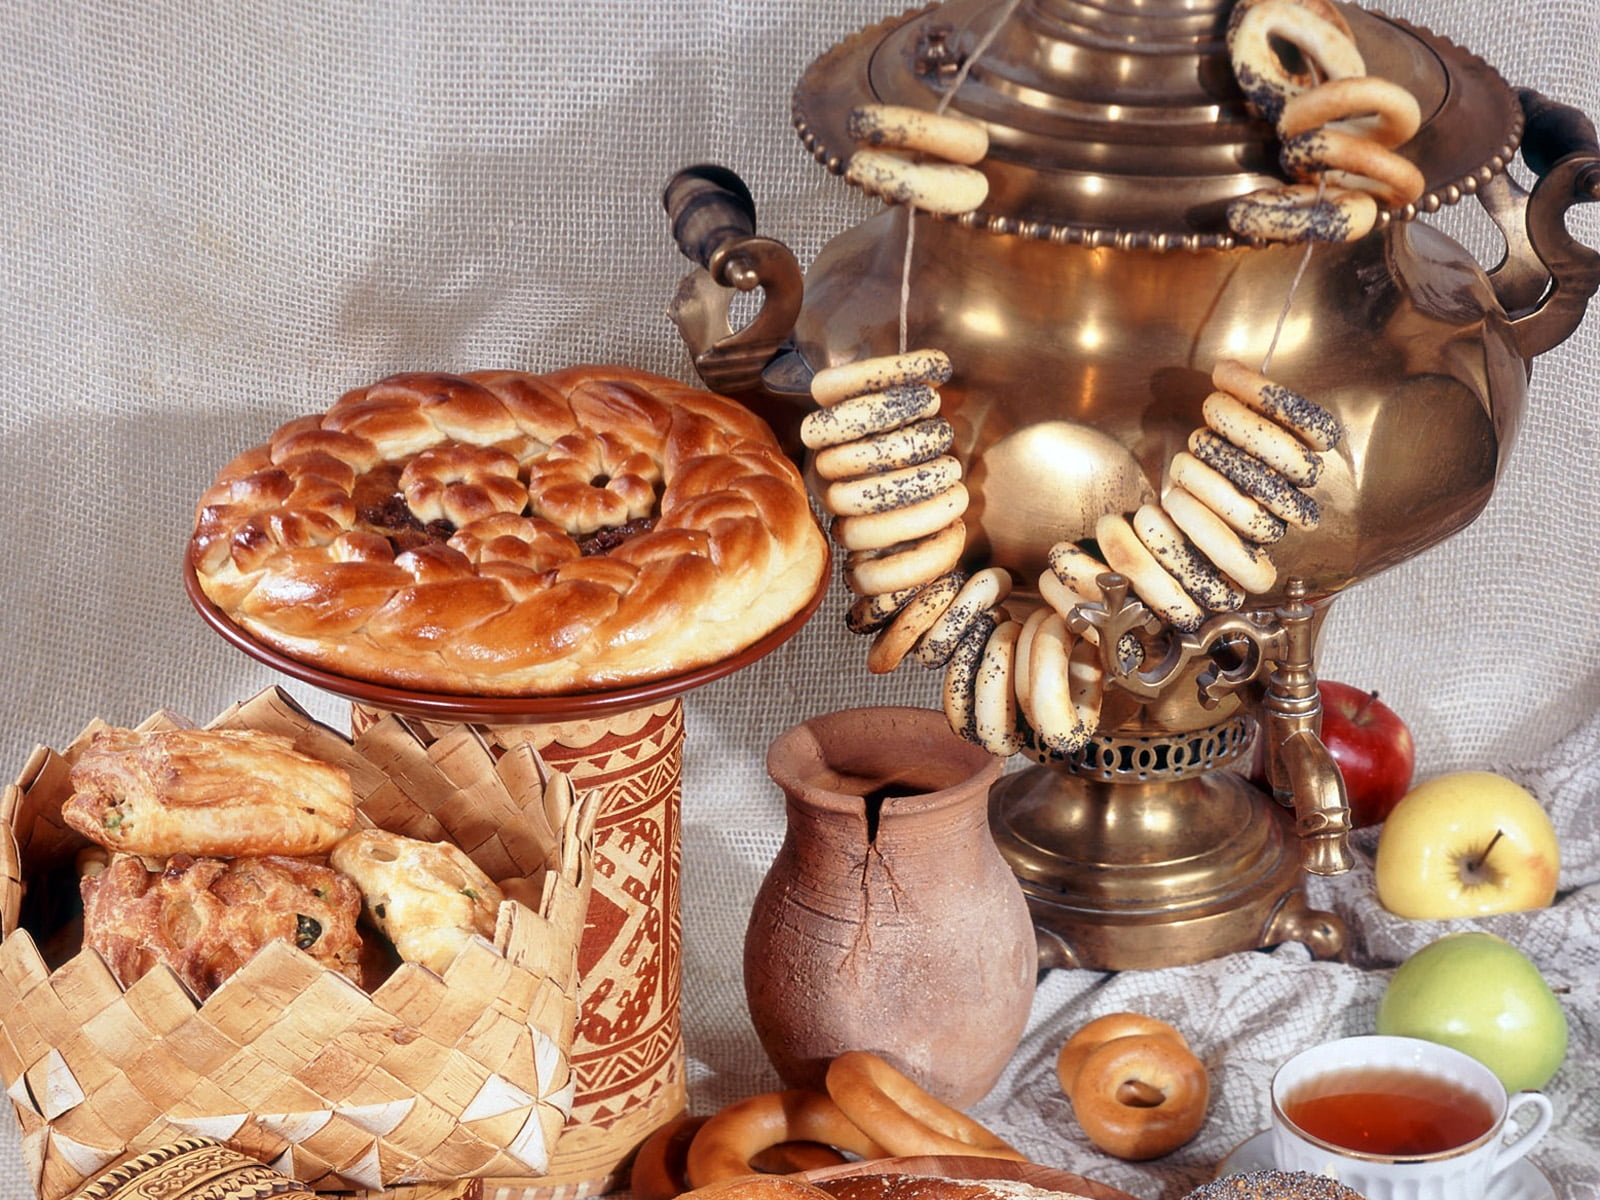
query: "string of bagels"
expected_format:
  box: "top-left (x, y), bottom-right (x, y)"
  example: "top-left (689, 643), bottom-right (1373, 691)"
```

top-left (811, 0), bottom-right (1426, 759)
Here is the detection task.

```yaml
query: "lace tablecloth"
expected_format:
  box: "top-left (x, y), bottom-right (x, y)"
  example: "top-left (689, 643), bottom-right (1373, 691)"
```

top-left (1, 0), bottom-right (1596, 1196)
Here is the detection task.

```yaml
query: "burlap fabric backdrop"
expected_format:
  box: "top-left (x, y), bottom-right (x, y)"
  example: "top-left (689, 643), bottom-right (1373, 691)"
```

top-left (2, 0), bottom-right (1597, 1196)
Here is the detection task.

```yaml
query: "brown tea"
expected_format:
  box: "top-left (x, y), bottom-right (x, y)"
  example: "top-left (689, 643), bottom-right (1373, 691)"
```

top-left (1282, 1066), bottom-right (1498, 1156)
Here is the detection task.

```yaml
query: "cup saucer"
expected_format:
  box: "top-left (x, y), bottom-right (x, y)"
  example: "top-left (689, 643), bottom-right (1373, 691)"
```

top-left (1216, 1130), bottom-right (1555, 1200)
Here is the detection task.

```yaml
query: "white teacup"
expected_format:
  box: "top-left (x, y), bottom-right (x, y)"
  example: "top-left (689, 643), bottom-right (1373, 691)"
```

top-left (1270, 1035), bottom-right (1553, 1200)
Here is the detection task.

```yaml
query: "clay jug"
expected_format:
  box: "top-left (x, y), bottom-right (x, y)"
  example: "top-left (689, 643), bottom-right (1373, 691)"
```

top-left (745, 705), bottom-right (1037, 1107)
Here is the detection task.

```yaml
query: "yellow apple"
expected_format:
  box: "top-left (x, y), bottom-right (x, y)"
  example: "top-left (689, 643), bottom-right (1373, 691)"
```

top-left (1374, 770), bottom-right (1559, 919)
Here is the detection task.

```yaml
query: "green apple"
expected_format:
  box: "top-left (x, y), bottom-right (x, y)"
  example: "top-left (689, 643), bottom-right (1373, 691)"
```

top-left (1376, 931), bottom-right (1568, 1092)
top-left (1374, 770), bottom-right (1559, 919)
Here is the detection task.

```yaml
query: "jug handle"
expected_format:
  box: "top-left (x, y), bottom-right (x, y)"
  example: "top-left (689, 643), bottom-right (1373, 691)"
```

top-left (1480, 89), bottom-right (1600, 362)
top-left (662, 165), bottom-right (809, 460)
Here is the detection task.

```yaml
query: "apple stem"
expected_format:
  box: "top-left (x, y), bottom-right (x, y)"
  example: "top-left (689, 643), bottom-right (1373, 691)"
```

top-left (1467, 828), bottom-right (1507, 875)
top-left (1356, 689), bottom-right (1380, 721)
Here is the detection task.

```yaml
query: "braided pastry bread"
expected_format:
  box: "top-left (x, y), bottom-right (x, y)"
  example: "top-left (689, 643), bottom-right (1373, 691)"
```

top-left (190, 365), bottom-right (828, 695)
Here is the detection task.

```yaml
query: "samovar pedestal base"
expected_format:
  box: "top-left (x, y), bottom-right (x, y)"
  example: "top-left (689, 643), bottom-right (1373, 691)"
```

top-left (989, 749), bottom-right (1346, 972)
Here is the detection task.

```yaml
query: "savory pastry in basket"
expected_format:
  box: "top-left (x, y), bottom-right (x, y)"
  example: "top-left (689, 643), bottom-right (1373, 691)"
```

top-left (79, 851), bottom-right (364, 998)
top-left (63, 726), bottom-right (357, 857)
top-left (189, 365), bottom-right (828, 696)
top-left (330, 828), bottom-right (503, 976)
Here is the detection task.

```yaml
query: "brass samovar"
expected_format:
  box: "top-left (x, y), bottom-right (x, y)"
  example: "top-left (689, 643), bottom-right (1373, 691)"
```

top-left (663, 0), bottom-right (1600, 970)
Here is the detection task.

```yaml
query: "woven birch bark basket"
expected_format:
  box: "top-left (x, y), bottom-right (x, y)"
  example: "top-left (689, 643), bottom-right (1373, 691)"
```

top-left (0, 687), bottom-right (597, 1200)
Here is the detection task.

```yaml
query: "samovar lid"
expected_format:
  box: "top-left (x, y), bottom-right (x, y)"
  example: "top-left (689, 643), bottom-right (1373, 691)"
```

top-left (793, 0), bottom-right (1524, 249)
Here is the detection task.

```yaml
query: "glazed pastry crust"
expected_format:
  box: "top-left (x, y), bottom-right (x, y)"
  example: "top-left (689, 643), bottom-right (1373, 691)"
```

top-left (330, 829), bottom-right (504, 976)
top-left (63, 727), bottom-right (357, 857)
top-left (190, 366), bottom-right (828, 696)
top-left (79, 851), bottom-right (364, 999)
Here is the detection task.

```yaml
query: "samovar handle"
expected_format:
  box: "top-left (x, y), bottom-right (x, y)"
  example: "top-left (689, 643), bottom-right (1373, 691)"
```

top-left (662, 165), bottom-right (809, 458)
top-left (1479, 89), bottom-right (1600, 361)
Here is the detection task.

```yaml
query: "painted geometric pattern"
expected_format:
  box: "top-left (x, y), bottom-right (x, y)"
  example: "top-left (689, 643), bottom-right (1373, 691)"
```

top-left (535, 702), bottom-right (685, 1116)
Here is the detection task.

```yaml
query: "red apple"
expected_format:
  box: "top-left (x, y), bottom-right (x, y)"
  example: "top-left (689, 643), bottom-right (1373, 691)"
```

top-left (1318, 681), bottom-right (1416, 828)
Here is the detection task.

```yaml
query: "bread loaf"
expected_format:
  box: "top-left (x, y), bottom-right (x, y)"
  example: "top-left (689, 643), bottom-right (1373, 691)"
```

top-left (190, 366), bottom-right (828, 695)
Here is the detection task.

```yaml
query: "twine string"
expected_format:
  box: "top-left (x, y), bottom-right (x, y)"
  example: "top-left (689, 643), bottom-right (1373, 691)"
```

top-left (895, 7), bottom-right (1326, 380)
top-left (897, 0), bottom-right (1025, 353)
top-left (1259, 174), bottom-right (1326, 376)
top-left (1260, 63), bottom-right (1330, 375)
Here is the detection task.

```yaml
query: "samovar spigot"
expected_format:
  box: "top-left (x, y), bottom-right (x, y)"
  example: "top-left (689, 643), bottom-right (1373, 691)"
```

top-left (1260, 580), bottom-right (1354, 876)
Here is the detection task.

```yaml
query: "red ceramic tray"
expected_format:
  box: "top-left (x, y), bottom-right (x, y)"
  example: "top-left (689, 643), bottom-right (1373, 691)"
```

top-left (182, 544), bottom-right (831, 724)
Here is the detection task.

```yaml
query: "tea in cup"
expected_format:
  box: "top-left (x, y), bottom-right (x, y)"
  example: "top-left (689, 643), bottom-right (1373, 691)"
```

top-left (1270, 1035), bottom-right (1553, 1200)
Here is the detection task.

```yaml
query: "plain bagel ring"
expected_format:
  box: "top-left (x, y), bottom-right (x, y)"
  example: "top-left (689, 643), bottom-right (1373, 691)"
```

top-left (683, 1089), bottom-right (886, 1188)
top-left (748, 1142), bottom-right (851, 1175)
top-left (632, 1113), bottom-right (849, 1200)
top-left (630, 1115), bottom-right (706, 1200)
top-left (1068, 1034), bottom-right (1211, 1161)
top-left (824, 1050), bottom-right (1026, 1161)
top-left (1055, 1012), bottom-right (1191, 1096)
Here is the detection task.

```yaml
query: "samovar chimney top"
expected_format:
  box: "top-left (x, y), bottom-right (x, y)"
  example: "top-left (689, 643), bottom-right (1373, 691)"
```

top-left (793, 0), bottom-right (1524, 248)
